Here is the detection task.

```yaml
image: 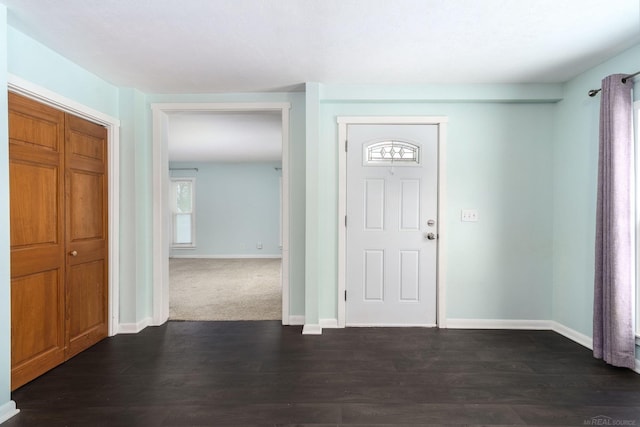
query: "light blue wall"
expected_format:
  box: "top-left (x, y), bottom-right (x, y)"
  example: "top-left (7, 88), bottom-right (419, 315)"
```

top-left (309, 87), bottom-right (557, 322)
top-left (7, 26), bottom-right (119, 118)
top-left (0, 5), bottom-right (13, 418)
top-left (552, 43), bottom-right (640, 361)
top-left (169, 162), bottom-right (282, 258)
top-left (117, 88), bottom-right (152, 324)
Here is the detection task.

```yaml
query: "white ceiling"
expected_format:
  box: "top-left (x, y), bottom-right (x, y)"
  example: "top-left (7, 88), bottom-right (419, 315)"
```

top-left (167, 111), bottom-right (282, 162)
top-left (2, 0), bottom-right (639, 93)
top-left (2, 0), bottom-right (639, 162)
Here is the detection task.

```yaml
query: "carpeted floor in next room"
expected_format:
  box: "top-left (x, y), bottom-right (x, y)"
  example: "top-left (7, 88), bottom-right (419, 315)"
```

top-left (169, 258), bottom-right (281, 321)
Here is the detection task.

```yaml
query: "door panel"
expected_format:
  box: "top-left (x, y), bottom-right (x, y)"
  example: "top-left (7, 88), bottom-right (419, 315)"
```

top-left (9, 92), bottom-right (66, 390)
top-left (9, 93), bottom-right (109, 389)
top-left (346, 124), bottom-right (438, 326)
top-left (65, 113), bottom-right (108, 359)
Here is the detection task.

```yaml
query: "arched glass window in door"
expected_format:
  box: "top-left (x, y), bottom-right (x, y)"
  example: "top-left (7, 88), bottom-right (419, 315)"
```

top-left (365, 140), bottom-right (421, 165)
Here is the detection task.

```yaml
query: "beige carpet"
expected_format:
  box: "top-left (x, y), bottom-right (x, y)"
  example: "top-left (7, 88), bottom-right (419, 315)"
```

top-left (169, 258), bottom-right (281, 321)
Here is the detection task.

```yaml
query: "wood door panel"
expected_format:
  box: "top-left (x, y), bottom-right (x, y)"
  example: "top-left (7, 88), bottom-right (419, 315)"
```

top-left (9, 161), bottom-right (60, 248)
top-left (67, 259), bottom-right (107, 358)
top-left (9, 112), bottom-right (60, 151)
top-left (65, 112), bottom-right (108, 359)
top-left (68, 170), bottom-right (104, 241)
top-left (11, 270), bottom-right (65, 389)
top-left (9, 93), bottom-right (109, 390)
top-left (68, 129), bottom-right (105, 162)
top-left (9, 93), bottom-right (66, 390)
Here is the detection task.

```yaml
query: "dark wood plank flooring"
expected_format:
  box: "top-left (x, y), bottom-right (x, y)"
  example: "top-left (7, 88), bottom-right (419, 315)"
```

top-left (5, 321), bottom-right (640, 426)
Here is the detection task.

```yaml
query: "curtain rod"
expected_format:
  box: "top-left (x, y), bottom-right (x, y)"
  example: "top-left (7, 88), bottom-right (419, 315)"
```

top-left (169, 167), bottom-right (198, 172)
top-left (588, 70), bottom-right (640, 97)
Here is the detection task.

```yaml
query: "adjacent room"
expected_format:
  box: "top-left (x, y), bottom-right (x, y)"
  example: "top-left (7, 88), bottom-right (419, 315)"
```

top-left (166, 111), bottom-right (283, 321)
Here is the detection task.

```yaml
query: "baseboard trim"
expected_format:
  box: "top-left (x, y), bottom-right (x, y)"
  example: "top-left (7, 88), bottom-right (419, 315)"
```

top-left (446, 318), bottom-right (553, 330)
top-left (549, 321), bottom-right (593, 349)
top-left (319, 318), bottom-right (339, 328)
top-left (169, 254), bottom-right (282, 259)
top-left (0, 400), bottom-right (19, 424)
top-left (118, 317), bottom-right (152, 334)
top-left (288, 315), bottom-right (305, 326)
top-left (302, 324), bottom-right (322, 335)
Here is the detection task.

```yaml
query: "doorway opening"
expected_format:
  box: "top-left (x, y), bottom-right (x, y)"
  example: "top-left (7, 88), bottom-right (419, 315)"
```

top-left (151, 103), bottom-right (291, 325)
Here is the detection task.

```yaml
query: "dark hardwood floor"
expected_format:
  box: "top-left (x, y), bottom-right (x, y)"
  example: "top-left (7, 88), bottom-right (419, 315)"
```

top-left (5, 321), bottom-right (640, 426)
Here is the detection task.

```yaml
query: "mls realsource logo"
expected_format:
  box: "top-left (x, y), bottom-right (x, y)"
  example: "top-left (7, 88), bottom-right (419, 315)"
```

top-left (584, 415), bottom-right (637, 426)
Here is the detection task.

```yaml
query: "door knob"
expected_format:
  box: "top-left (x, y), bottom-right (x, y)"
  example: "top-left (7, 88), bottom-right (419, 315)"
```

top-left (69, 250), bottom-right (78, 256)
top-left (425, 233), bottom-right (436, 240)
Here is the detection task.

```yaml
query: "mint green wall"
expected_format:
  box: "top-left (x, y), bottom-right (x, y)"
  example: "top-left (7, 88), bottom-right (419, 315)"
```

top-left (0, 4), bottom-right (12, 415)
top-left (147, 93), bottom-right (306, 316)
top-left (7, 27), bottom-right (119, 117)
top-left (117, 88), bottom-right (152, 324)
top-left (310, 87), bottom-right (557, 322)
top-left (552, 43), bottom-right (640, 360)
top-left (169, 162), bottom-right (282, 257)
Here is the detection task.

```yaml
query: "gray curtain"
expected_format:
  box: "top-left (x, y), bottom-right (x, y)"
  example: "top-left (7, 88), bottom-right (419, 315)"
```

top-left (593, 73), bottom-right (636, 369)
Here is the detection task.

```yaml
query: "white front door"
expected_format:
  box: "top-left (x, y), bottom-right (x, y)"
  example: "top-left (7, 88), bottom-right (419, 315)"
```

top-left (346, 124), bottom-right (438, 326)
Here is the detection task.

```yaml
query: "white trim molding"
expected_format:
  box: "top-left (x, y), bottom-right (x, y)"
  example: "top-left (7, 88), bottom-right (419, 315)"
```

top-left (7, 74), bottom-right (121, 338)
top-left (337, 116), bottom-right (448, 328)
top-left (118, 317), bottom-right (153, 334)
top-left (0, 400), bottom-right (19, 424)
top-left (319, 318), bottom-right (339, 328)
top-left (447, 318), bottom-right (554, 330)
top-left (169, 254), bottom-right (283, 259)
top-left (288, 315), bottom-right (305, 326)
top-left (151, 102), bottom-right (292, 327)
top-left (302, 324), bottom-right (322, 335)
top-left (550, 321), bottom-right (593, 349)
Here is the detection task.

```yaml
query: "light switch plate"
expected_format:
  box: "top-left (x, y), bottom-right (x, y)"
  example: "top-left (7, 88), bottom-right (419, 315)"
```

top-left (461, 209), bottom-right (478, 222)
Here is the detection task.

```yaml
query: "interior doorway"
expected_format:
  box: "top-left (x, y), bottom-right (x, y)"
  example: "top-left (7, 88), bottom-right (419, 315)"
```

top-left (151, 103), bottom-right (291, 325)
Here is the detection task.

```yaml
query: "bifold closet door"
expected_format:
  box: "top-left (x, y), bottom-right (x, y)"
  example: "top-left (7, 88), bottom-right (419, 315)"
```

top-left (9, 92), bottom-right (108, 390)
top-left (64, 113), bottom-right (108, 359)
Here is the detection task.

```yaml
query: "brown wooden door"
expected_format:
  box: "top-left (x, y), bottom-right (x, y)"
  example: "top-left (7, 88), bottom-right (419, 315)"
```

top-left (64, 114), bottom-right (108, 359)
top-left (9, 93), bottom-right (108, 390)
top-left (9, 93), bottom-right (67, 390)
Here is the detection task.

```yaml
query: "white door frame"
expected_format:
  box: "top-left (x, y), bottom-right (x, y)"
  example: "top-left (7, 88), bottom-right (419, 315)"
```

top-left (337, 116), bottom-right (448, 328)
top-left (151, 102), bottom-right (291, 325)
top-left (7, 74), bottom-right (121, 337)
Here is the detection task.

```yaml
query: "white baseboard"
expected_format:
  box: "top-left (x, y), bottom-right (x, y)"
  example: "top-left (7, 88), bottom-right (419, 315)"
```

top-left (288, 315), bottom-right (305, 325)
top-left (550, 321), bottom-right (593, 349)
top-left (302, 324), bottom-right (322, 335)
top-left (169, 254), bottom-right (282, 259)
top-left (118, 317), bottom-right (152, 334)
top-left (446, 318), bottom-right (553, 330)
top-left (0, 400), bottom-right (19, 424)
top-left (319, 318), bottom-right (339, 328)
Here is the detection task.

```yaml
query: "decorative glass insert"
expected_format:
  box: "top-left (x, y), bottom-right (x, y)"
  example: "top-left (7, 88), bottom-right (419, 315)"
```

top-left (366, 141), bottom-right (420, 165)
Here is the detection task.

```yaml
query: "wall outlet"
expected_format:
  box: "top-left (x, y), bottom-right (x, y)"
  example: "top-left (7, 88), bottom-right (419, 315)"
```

top-left (461, 209), bottom-right (478, 222)
top-left (256, 242), bottom-right (263, 249)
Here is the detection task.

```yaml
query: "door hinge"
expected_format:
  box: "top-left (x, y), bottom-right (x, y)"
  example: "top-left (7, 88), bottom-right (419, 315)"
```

top-left (344, 290), bottom-right (347, 301)
top-left (344, 215), bottom-right (347, 227)
top-left (345, 140), bottom-right (348, 152)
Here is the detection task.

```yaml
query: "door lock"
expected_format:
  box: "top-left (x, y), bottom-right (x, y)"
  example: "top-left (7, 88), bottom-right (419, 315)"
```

top-left (425, 232), bottom-right (436, 240)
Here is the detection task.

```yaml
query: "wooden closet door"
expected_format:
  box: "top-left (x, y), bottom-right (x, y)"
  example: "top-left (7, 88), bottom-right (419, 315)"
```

top-left (9, 93), bottom-right (66, 390)
top-left (64, 113), bottom-right (108, 359)
top-left (9, 93), bottom-right (109, 389)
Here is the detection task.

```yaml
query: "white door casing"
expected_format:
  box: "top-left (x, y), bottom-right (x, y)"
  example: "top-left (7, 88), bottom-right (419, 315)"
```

top-left (152, 103), bottom-right (291, 326)
top-left (338, 117), bottom-right (447, 328)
